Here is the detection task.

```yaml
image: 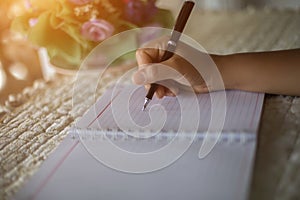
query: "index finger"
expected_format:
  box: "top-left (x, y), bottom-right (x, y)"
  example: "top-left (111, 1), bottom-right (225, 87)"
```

top-left (135, 36), bottom-right (170, 67)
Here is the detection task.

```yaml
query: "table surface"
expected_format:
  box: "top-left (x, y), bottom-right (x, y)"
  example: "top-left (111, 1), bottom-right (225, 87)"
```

top-left (1, 7), bottom-right (300, 200)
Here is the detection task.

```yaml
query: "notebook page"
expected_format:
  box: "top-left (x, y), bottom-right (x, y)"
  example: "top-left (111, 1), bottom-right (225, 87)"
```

top-left (76, 84), bottom-right (264, 138)
top-left (15, 133), bottom-right (257, 200)
top-left (15, 85), bottom-right (264, 200)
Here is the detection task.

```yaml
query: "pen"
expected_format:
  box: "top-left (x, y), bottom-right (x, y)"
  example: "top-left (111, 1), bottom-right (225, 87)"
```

top-left (142, 0), bottom-right (195, 111)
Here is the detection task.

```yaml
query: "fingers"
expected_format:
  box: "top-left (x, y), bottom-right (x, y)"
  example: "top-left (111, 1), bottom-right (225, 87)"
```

top-left (133, 36), bottom-right (212, 98)
top-left (143, 82), bottom-right (179, 99)
top-left (132, 59), bottom-right (202, 89)
top-left (156, 86), bottom-right (165, 99)
top-left (132, 63), bottom-right (183, 85)
top-left (136, 36), bottom-right (169, 66)
top-left (136, 47), bottom-right (166, 67)
top-left (136, 48), bottom-right (158, 67)
top-left (192, 84), bottom-right (209, 93)
top-left (133, 54), bottom-right (206, 97)
top-left (155, 85), bottom-right (177, 99)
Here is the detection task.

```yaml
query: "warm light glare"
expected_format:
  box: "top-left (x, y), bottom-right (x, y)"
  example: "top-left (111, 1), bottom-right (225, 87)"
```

top-left (8, 0), bottom-right (26, 18)
top-left (9, 62), bottom-right (28, 80)
top-left (28, 0), bottom-right (57, 10)
top-left (0, 61), bottom-right (7, 91)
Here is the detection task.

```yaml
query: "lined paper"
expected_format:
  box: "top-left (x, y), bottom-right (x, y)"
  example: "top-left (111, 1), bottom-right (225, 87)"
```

top-left (77, 85), bottom-right (264, 137)
top-left (16, 136), bottom-right (257, 200)
top-left (15, 84), bottom-right (264, 200)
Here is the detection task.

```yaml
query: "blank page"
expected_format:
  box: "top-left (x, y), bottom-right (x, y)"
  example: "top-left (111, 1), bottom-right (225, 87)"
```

top-left (15, 136), bottom-right (257, 200)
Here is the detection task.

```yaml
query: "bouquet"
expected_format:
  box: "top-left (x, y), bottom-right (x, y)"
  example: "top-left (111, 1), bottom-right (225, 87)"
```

top-left (11, 0), bottom-right (173, 69)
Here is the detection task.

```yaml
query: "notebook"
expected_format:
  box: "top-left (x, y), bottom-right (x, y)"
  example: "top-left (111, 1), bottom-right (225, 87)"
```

top-left (15, 84), bottom-right (264, 200)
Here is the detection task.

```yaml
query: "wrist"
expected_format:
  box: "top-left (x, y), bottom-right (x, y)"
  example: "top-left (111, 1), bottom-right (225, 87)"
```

top-left (212, 54), bottom-right (236, 90)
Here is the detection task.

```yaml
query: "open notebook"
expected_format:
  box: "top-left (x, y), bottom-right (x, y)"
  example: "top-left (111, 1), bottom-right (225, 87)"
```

top-left (15, 85), bottom-right (264, 200)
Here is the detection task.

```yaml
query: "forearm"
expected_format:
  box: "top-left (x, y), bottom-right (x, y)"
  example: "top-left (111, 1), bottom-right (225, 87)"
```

top-left (216, 49), bottom-right (300, 96)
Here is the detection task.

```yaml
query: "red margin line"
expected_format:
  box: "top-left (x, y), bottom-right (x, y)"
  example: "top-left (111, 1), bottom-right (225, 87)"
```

top-left (31, 90), bottom-right (121, 199)
top-left (87, 91), bottom-right (121, 128)
top-left (32, 141), bottom-right (80, 200)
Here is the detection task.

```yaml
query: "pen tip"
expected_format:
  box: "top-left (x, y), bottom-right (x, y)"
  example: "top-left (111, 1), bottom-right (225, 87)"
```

top-left (142, 98), bottom-right (151, 111)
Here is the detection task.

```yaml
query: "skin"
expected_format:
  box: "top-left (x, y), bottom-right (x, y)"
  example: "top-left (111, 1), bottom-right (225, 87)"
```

top-left (132, 37), bottom-right (300, 98)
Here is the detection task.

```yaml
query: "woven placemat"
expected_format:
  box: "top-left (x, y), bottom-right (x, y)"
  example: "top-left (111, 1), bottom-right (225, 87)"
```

top-left (251, 95), bottom-right (300, 200)
top-left (1, 8), bottom-right (300, 200)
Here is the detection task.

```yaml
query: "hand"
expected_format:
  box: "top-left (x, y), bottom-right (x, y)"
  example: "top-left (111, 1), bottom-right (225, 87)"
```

top-left (133, 37), bottom-right (300, 97)
top-left (132, 36), bottom-right (221, 98)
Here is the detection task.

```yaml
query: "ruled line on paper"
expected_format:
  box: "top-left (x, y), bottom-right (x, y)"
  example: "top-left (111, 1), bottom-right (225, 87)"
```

top-left (80, 85), bottom-right (264, 135)
top-left (19, 86), bottom-right (264, 200)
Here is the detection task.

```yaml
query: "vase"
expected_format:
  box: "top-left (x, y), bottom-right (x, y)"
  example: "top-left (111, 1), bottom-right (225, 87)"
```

top-left (37, 27), bottom-right (166, 81)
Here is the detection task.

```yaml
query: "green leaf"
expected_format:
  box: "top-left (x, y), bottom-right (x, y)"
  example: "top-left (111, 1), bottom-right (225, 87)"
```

top-left (28, 12), bottom-right (83, 68)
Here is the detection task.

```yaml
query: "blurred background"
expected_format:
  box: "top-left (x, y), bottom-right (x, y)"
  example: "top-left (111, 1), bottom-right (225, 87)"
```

top-left (200, 0), bottom-right (300, 10)
top-left (0, 0), bottom-right (42, 105)
top-left (0, 0), bottom-right (299, 105)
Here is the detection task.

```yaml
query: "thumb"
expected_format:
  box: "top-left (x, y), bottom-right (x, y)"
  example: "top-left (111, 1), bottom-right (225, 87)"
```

top-left (132, 63), bottom-right (183, 85)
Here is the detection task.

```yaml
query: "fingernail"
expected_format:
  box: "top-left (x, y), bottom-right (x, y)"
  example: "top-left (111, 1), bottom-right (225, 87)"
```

top-left (166, 91), bottom-right (176, 97)
top-left (133, 72), bottom-right (146, 85)
top-left (193, 85), bottom-right (207, 93)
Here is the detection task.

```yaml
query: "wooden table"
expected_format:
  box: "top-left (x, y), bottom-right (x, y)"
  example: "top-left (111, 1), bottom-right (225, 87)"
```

top-left (1, 8), bottom-right (300, 200)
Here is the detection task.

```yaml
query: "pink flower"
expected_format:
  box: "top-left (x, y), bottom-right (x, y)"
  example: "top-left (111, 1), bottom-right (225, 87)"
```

top-left (81, 19), bottom-right (115, 42)
top-left (68, 0), bottom-right (92, 5)
top-left (29, 18), bottom-right (38, 27)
